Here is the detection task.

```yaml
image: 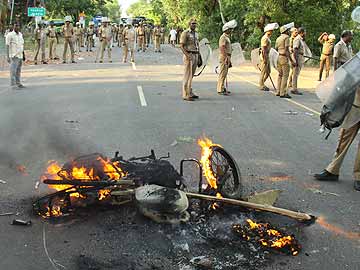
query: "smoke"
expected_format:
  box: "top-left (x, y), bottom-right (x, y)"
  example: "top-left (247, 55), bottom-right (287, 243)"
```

top-left (0, 108), bottom-right (100, 173)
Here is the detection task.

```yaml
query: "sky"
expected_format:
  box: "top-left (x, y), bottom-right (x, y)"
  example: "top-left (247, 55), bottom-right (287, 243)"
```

top-left (118, 0), bottom-right (138, 17)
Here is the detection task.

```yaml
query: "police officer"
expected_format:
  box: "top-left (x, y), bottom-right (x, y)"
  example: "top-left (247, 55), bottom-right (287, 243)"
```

top-left (98, 17), bottom-right (112, 63)
top-left (275, 22), bottom-right (294, 98)
top-left (145, 24), bottom-right (151, 47)
top-left (62, 16), bottom-right (75, 64)
top-left (154, 25), bottom-right (161, 52)
top-left (122, 21), bottom-right (135, 63)
top-left (34, 22), bottom-right (47, 64)
top-left (180, 18), bottom-right (200, 101)
top-left (74, 22), bottom-right (82, 53)
top-left (259, 23), bottom-right (278, 91)
top-left (47, 21), bottom-right (59, 60)
top-left (288, 27), bottom-right (298, 89)
top-left (86, 21), bottom-right (95, 52)
top-left (217, 20), bottom-right (237, 95)
top-left (137, 22), bottom-right (146, 52)
top-left (318, 32), bottom-right (336, 80)
top-left (118, 24), bottom-right (124, 47)
top-left (290, 27), bottom-right (305, 95)
top-left (160, 25), bottom-right (165, 44)
top-left (333, 30), bottom-right (353, 70)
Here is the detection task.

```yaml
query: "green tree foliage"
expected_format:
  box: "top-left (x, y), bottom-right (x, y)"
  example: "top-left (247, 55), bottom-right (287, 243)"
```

top-left (128, 0), bottom-right (360, 54)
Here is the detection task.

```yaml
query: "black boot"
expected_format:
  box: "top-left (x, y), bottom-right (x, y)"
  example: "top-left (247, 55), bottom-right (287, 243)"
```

top-left (314, 170), bottom-right (339, 181)
top-left (354, 180), bottom-right (360, 191)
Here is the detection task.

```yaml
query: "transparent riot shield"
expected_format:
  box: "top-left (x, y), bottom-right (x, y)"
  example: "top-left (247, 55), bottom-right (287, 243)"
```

top-left (231, 42), bottom-right (245, 66)
top-left (195, 38), bottom-right (212, 76)
top-left (316, 52), bottom-right (360, 130)
top-left (251, 48), bottom-right (278, 71)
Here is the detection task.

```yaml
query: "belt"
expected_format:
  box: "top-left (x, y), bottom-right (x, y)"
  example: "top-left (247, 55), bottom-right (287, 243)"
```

top-left (279, 53), bottom-right (287, 56)
top-left (49, 36), bottom-right (56, 38)
top-left (322, 53), bottom-right (332, 56)
top-left (187, 51), bottom-right (199, 54)
top-left (138, 35), bottom-right (144, 36)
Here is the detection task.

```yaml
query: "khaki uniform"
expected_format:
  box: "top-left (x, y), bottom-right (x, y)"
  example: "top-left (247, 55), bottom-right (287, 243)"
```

top-left (137, 26), bottom-right (146, 52)
top-left (118, 26), bottom-right (124, 47)
top-left (80, 27), bottom-right (85, 47)
top-left (288, 36), bottom-right (295, 88)
top-left (74, 26), bottom-right (82, 53)
top-left (291, 35), bottom-right (304, 91)
top-left (326, 90), bottom-right (360, 180)
top-left (62, 24), bottom-right (75, 62)
top-left (47, 26), bottom-right (57, 59)
top-left (99, 25), bottom-right (112, 62)
top-left (259, 34), bottom-right (271, 90)
top-left (112, 25), bottom-right (118, 44)
top-left (180, 29), bottom-right (199, 98)
top-left (319, 38), bottom-right (334, 79)
top-left (154, 27), bottom-right (161, 52)
top-left (217, 32), bottom-right (232, 93)
top-left (34, 28), bottom-right (46, 63)
top-left (145, 26), bottom-right (151, 47)
top-left (86, 26), bottom-right (94, 51)
top-left (333, 40), bottom-right (353, 70)
top-left (275, 33), bottom-right (290, 96)
top-left (123, 27), bottom-right (135, 62)
top-left (160, 27), bottom-right (165, 44)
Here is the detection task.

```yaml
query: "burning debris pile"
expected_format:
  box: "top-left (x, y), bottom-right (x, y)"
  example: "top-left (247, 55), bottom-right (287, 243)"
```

top-left (233, 219), bottom-right (301, 256)
top-left (33, 137), bottom-right (312, 258)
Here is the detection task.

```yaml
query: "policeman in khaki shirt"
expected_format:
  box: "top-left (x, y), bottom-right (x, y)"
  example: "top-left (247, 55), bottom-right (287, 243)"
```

top-left (33, 23), bottom-right (47, 65)
top-left (318, 32), bottom-right (335, 80)
top-left (98, 17), bottom-right (113, 63)
top-left (47, 21), bottom-right (59, 60)
top-left (154, 25), bottom-right (162, 52)
top-left (290, 27), bottom-right (306, 95)
top-left (333, 30), bottom-right (353, 70)
top-left (86, 21), bottom-right (95, 52)
top-left (288, 27), bottom-right (298, 89)
top-left (122, 21), bottom-right (136, 63)
top-left (180, 18), bottom-right (200, 101)
top-left (117, 24), bottom-right (124, 47)
top-left (217, 20), bottom-right (237, 95)
top-left (259, 23), bottom-right (278, 91)
top-left (275, 22), bottom-right (294, 98)
top-left (137, 22), bottom-right (146, 52)
top-left (74, 22), bottom-right (82, 53)
top-left (62, 16), bottom-right (75, 63)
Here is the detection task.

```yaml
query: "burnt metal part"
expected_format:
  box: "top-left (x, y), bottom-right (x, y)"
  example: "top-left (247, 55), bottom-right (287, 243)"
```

top-left (180, 158), bottom-right (203, 193)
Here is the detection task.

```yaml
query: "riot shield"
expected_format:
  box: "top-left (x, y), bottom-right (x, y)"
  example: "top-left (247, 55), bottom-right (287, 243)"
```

top-left (316, 52), bottom-right (360, 130)
top-left (352, 6), bottom-right (360, 23)
top-left (251, 48), bottom-right (278, 71)
top-left (231, 43), bottom-right (246, 66)
top-left (303, 41), bottom-right (312, 63)
top-left (210, 48), bottom-right (220, 73)
top-left (196, 38), bottom-right (212, 75)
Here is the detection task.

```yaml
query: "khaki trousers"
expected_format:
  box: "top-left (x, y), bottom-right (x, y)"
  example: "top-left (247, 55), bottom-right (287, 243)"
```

top-left (48, 37), bottom-right (57, 59)
top-left (80, 34), bottom-right (84, 47)
top-left (259, 59), bottom-right (270, 89)
top-left (319, 55), bottom-right (332, 80)
top-left (217, 61), bottom-right (229, 93)
top-left (276, 56), bottom-right (290, 96)
top-left (123, 41), bottom-right (134, 62)
top-left (100, 39), bottom-right (112, 61)
top-left (138, 36), bottom-right (145, 51)
top-left (288, 65), bottom-right (294, 88)
top-left (326, 122), bottom-right (360, 180)
top-left (86, 36), bottom-right (94, 51)
top-left (291, 56), bottom-right (304, 91)
top-left (154, 36), bottom-right (161, 51)
top-left (75, 35), bottom-right (81, 53)
top-left (34, 39), bottom-right (45, 62)
top-left (182, 54), bottom-right (198, 98)
top-left (63, 37), bottom-right (74, 62)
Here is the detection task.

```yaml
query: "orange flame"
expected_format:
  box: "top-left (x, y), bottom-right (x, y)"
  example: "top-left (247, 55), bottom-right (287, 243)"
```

top-left (198, 137), bottom-right (221, 190)
top-left (233, 219), bottom-right (301, 256)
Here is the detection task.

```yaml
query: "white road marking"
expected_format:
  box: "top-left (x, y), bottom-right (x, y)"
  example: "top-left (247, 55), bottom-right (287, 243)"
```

top-left (137, 85), bottom-right (147, 107)
top-left (230, 73), bottom-right (321, 116)
top-left (132, 62), bottom-right (137, 70)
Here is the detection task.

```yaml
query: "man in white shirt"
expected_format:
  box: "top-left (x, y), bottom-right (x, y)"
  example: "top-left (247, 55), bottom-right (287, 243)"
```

top-left (6, 23), bottom-right (25, 89)
top-left (169, 28), bottom-right (177, 47)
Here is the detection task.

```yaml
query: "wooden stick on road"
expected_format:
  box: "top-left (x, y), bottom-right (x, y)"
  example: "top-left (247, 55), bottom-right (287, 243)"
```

top-left (186, 192), bottom-right (314, 222)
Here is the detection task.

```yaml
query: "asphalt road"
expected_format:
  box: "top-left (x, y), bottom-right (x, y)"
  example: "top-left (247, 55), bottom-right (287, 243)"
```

top-left (0, 44), bottom-right (359, 270)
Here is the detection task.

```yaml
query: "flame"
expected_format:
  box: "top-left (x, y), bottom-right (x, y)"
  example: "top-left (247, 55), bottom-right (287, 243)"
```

top-left (233, 219), bottom-right (301, 256)
top-left (198, 137), bottom-right (221, 190)
top-left (38, 156), bottom-right (127, 218)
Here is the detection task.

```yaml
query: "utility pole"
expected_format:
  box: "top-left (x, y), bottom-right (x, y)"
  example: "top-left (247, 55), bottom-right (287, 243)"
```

top-left (9, 0), bottom-right (15, 24)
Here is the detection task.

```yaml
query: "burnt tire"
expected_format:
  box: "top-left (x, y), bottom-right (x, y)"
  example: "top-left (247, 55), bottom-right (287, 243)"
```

top-left (208, 146), bottom-right (243, 199)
